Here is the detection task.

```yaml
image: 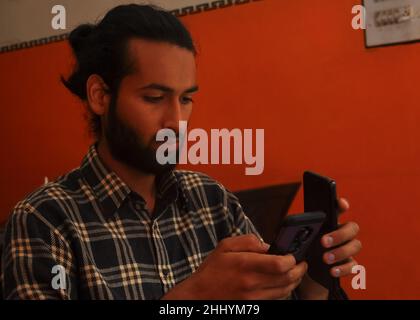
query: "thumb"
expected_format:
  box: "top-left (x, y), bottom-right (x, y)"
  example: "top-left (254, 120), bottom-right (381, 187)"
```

top-left (217, 234), bottom-right (269, 253)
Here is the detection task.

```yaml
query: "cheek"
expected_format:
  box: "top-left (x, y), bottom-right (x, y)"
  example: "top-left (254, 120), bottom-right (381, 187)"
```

top-left (182, 105), bottom-right (193, 121)
top-left (116, 95), bottom-right (160, 141)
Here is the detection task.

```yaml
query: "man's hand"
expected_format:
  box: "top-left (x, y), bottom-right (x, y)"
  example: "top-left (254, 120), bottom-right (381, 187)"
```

top-left (298, 198), bottom-right (362, 299)
top-left (161, 234), bottom-right (307, 300)
top-left (322, 198), bottom-right (361, 278)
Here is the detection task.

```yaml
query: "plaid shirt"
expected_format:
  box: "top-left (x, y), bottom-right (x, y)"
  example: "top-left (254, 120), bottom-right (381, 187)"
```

top-left (1, 145), bottom-right (259, 300)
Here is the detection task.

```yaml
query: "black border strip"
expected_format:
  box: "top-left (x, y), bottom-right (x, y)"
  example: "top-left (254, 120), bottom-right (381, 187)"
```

top-left (0, 0), bottom-right (262, 54)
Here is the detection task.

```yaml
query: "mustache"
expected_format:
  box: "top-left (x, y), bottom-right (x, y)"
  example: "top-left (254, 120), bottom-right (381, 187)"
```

top-left (153, 129), bottom-right (186, 144)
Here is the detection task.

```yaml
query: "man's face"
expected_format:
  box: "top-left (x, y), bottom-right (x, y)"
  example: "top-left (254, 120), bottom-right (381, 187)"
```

top-left (103, 38), bottom-right (197, 174)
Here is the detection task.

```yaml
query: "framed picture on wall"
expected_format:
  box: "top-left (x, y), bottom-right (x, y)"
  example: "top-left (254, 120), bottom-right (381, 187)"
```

top-left (364, 0), bottom-right (420, 48)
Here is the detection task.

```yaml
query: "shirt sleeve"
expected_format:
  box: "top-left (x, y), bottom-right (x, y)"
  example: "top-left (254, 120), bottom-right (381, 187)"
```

top-left (1, 201), bottom-right (77, 300)
top-left (225, 191), bottom-right (263, 241)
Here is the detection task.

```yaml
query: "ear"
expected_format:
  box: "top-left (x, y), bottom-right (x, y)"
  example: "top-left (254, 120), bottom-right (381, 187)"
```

top-left (86, 74), bottom-right (111, 116)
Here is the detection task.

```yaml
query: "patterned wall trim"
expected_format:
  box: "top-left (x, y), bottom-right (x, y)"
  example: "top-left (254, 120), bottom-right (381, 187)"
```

top-left (169, 0), bottom-right (261, 17)
top-left (0, 0), bottom-right (262, 54)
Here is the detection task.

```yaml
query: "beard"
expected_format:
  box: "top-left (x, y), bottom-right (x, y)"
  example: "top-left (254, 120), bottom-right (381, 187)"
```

top-left (104, 95), bottom-right (178, 175)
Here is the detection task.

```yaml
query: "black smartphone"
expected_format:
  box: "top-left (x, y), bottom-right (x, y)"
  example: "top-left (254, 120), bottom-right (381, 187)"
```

top-left (267, 211), bottom-right (326, 263)
top-left (303, 171), bottom-right (340, 291)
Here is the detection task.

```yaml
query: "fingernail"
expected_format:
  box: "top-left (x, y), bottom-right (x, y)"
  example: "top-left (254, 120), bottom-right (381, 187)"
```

top-left (333, 268), bottom-right (341, 277)
top-left (326, 253), bottom-right (335, 264)
top-left (323, 236), bottom-right (333, 248)
top-left (261, 242), bottom-right (270, 250)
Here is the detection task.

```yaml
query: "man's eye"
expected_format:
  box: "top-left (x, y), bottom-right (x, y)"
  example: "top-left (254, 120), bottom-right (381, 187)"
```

top-left (181, 97), bottom-right (194, 104)
top-left (143, 96), bottom-right (164, 103)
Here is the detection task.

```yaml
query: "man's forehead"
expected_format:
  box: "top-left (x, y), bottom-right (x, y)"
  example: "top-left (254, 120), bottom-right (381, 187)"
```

top-left (125, 38), bottom-right (196, 89)
top-left (127, 38), bottom-right (195, 67)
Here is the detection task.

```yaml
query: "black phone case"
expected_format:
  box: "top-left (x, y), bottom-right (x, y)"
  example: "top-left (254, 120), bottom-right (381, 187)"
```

top-left (268, 211), bottom-right (326, 263)
top-left (303, 171), bottom-right (342, 292)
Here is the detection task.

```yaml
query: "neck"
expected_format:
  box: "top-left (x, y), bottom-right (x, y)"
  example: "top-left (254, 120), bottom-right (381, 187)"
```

top-left (96, 139), bottom-right (156, 214)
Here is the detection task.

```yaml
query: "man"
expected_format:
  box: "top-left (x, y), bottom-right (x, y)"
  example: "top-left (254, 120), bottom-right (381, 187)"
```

top-left (1, 4), bottom-right (361, 300)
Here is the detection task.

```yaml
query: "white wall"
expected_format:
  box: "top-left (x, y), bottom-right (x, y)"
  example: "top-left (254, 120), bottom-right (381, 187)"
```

top-left (0, 0), bottom-right (223, 48)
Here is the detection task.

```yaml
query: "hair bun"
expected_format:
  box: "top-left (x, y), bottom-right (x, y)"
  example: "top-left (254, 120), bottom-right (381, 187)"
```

top-left (68, 24), bottom-right (95, 53)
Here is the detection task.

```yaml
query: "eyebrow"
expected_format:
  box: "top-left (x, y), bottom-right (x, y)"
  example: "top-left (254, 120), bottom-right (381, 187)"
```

top-left (140, 83), bottom-right (199, 94)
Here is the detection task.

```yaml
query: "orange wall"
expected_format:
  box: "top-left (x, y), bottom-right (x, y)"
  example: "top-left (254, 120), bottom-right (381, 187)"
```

top-left (1, 0), bottom-right (419, 299)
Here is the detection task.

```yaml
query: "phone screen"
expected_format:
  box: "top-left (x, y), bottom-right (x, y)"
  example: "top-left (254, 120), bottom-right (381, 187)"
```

top-left (303, 171), bottom-right (340, 291)
top-left (304, 171), bottom-right (338, 234)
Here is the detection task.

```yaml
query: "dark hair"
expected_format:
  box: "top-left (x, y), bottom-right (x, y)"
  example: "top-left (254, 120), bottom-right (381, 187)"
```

top-left (62, 4), bottom-right (196, 137)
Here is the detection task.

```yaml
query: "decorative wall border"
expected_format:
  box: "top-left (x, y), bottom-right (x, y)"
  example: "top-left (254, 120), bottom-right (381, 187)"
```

top-left (170, 0), bottom-right (262, 17)
top-left (0, 0), bottom-right (262, 54)
top-left (0, 33), bottom-right (69, 54)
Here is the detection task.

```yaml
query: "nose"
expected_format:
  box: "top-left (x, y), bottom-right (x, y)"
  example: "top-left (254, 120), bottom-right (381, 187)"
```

top-left (162, 98), bottom-right (182, 136)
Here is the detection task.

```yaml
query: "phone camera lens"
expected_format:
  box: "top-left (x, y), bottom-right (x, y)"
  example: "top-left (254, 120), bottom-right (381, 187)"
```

top-left (297, 227), bottom-right (312, 243)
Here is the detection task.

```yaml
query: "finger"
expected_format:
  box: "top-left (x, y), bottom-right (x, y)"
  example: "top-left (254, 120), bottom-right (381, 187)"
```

top-left (252, 261), bottom-right (308, 290)
top-left (251, 279), bottom-right (302, 300)
top-left (330, 258), bottom-right (358, 278)
top-left (218, 234), bottom-right (269, 253)
top-left (323, 239), bottom-right (362, 265)
top-left (235, 252), bottom-right (297, 274)
top-left (337, 197), bottom-right (350, 215)
top-left (321, 221), bottom-right (360, 248)
top-left (269, 261), bottom-right (307, 288)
